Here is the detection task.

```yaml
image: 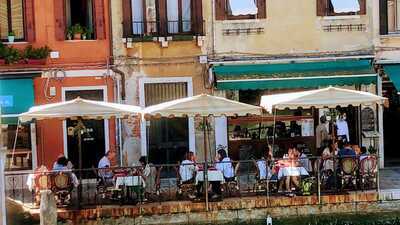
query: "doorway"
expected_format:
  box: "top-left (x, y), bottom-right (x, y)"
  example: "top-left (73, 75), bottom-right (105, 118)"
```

top-left (63, 88), bottom-right (108, 169)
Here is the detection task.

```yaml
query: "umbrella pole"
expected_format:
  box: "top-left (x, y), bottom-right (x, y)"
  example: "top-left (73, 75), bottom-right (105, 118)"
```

top-left (77, 118), bottom-right (84, 209)
top-left (203, 116), bottom-right (209, 212)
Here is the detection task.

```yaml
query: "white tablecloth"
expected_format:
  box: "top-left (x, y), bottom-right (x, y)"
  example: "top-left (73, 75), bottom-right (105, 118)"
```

top-left (115, 176), bottom-right (145, 188)
top-left (196, 170), bottom-right (225, 184)
top-left (278, 167), bottom-right (309, 179)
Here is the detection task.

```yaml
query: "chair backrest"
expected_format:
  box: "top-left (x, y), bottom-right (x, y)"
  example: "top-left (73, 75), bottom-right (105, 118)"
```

top-left (53, 172), bottom-right (72, 190)
top-left (35, 173), bottom-right (52, 190)
top-left (360, 156), bottom-right (377, 175)
top-left (341, 157), bottom-right (357, 175)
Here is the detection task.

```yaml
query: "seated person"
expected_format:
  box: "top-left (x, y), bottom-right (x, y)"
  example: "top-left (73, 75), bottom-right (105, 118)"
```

top-left (297, 148), bottom-right (311, 172)
top-left (359, 146), bottom-right (369, 161)
top-left (133, 156), bottom-right (157, 201)
top-left (208, 149), bottom-right (234, 198)
top-left (53, 155), bottom-right (69, 171)
top-left (255, 146), bottom-right (273, 180)
top-left (322, 140), bottom-right (337, 172)
top-left (338, 141), bottom-right (356, 158)
top-left (179, 151), bottom-right (198, 184)
top-left (279, 145), bottom-right (303, 193)
top-left (52, 155), bottom-right (79, 187)
top-left (215, 149), bottom-right (235, 182)
top-left (98, 151), bottom-right (116, 185)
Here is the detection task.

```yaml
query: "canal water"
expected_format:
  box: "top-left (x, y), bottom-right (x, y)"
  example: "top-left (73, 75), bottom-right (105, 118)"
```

top-left (6, 208), bottom-right (400, 225)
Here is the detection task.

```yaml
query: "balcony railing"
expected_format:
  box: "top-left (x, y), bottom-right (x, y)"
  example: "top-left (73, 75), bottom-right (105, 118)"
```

top-left (123, 20), bottom-right (205, 40)
top-left (5, 155), bottom-right (379, 209)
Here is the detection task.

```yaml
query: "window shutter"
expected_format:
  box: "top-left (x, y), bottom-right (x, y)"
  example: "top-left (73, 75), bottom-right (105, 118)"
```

top-left (122, 0), bottom-right (132, 37)
top-left (380, 0), bottom-right (388, 35)
top-left (316, 0), bottom-right (327, 16)
top-left (54, 0), bottom-right (66, 41)
top-left (215, 0), bottom-right (226, 20)
top-left (192, 0), bottom-right (203, 35)
top-left (158, 0), bottom-right (167, 36)
top-left (257, 0), bottom-right (266, 19)
top-left (359, 0), bottom-right (366, 15)
top-left (94, 0), bottom-right (106, 40)
top-left (24, 0), bottom-right (35, 42)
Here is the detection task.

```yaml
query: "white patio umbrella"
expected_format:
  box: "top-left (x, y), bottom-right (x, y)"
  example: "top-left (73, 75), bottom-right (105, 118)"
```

top-left (143, 94), bottom-right (262, 210)
top-left (20, 97), bottom-right (142, 122)
top-left (19, 97), bottom-right (141, 206)
top-left (260, 86), bottom-right (386, 113)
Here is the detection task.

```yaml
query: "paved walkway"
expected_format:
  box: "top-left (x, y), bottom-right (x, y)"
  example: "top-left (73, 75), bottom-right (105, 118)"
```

top-left (380, 167), bottom-right (400, 190)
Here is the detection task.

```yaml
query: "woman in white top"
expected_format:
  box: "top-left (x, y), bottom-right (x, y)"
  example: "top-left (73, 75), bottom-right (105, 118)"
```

top-left (322, 140), bottom-right (338, 172)
top-left (255, 146), bottom-right (273, 180)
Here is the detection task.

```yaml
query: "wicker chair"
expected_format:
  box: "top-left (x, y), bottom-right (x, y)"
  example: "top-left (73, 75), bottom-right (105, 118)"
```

top-left (359, 155), bottom-right (378, 190)
top-left (340, 157), bottom-right (358, 190)
top-left (51, 172), bottom-right (73, 206)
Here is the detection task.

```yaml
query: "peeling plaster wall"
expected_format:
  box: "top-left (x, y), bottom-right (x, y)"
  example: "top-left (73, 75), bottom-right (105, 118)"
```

top-left (203, 0), bottom-right (374, 56)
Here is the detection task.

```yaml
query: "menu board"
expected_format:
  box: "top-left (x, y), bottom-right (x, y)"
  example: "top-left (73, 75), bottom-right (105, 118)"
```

top-left (361, 107), bottom-right (375, 131)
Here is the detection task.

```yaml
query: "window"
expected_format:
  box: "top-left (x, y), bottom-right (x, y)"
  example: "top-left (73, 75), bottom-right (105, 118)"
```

top-left (1, 124), bottom-right (32, 171)
top-left (54, 0), bottom-right (105, 41)
top-left (167, 0), bottom-right (191, 34)
top-left (65, 0), bottom-right (94, 39)
top-left (317, 0), bottom-right (366, 17)
top-left (0, 0), bottom-right (25, 41)
top-left (380, 0), bottom-right (400, 34)
top-left (123, 0), bottom-right (203, 37)
top-left (227, 0), bottom-right (258, 18)
top-left (215, 0), bottom-right (266, 20)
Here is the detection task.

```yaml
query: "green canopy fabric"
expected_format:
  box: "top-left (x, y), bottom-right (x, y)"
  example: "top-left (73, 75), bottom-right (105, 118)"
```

top-left (0, 78), bottom-right (34, 124)
top-left (383, 64), bottom-right (400, 92)
top-left (214, 59), bottom-right (377, 90)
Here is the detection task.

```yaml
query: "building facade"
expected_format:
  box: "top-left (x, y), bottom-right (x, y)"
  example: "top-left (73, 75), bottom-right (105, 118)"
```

top-left (0, 0), bottom-right (115, 171)
top-left (376, 0), bottom-right (400, 167)
top-left (110, 0), bottom-right (211, 166)
top-left (205, 0), bottom-right (385, 166)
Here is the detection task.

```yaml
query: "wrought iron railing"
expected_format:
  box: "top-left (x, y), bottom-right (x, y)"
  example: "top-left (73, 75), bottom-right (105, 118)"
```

top-left (123, 20), bottom-right (205, 39)
top-left (4, 155), bottom-right (380, 209)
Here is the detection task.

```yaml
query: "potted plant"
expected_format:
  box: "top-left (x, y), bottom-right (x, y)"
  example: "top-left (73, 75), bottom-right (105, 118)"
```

top-left (24, 45), bottom-right (51, 65)
top-left (82, 27), bottom-right (93, 40)
top-left (4, 46), bottom-right (21, 64)
top-left (7, 31), bottom-right (15, 43)
top-left (66, 27), bottom-right (73, 40)
top-left (70, 24), bottom-right (84, 40)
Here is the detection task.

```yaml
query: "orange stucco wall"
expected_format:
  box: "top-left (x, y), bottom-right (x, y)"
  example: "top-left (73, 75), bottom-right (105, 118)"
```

top-left (5, 0), bottom-right (110, 67)
top-left (33, 76), bottom-right (116, 168)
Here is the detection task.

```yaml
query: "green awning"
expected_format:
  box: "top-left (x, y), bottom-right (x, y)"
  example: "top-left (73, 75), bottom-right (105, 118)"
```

top-left (217, 75), bottom-right (377, 90)
top-left (214, 59), bottom-right (377, 90)
top-left (0, 78), bottom-right (34, 124)
top-left (383, 64), bottom-right (400, 92)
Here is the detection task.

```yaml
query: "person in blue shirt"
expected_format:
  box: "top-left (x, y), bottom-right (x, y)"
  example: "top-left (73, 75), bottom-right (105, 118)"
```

top-left (338, 141), bottom-right (356, 158)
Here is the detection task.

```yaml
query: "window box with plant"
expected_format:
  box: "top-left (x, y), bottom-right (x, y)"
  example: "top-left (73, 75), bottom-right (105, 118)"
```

top-left (23, 45), bottom-right (51, 65)
top-left (66, 24), bottom-right (93, 40)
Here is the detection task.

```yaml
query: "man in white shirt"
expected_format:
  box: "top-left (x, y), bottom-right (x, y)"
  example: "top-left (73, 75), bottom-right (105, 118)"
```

top-left (98, 151), bottom-right (116, 181)
top-left (179, 152), bottom-right (198, 183)
top-left (336, 114), bottom-right (350, 143)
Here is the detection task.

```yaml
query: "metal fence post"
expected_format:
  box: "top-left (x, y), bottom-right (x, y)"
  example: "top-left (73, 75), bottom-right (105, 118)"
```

top-left (0, 147), bottom-right (6, 225)
top-left (317, 158), bottom-right (321, 205)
